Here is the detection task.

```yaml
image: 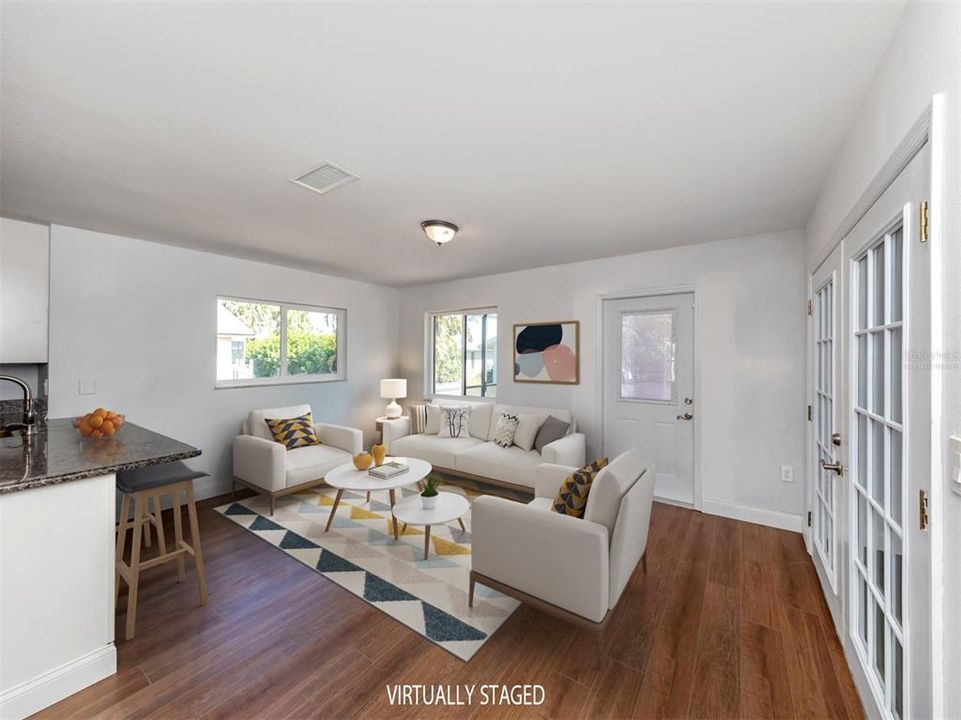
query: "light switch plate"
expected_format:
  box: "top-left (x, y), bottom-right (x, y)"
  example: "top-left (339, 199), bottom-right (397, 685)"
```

top-left (780, 465), bottom-right (794, 483)
top-left (78, 378), bottom-right (96, 395)
top-left (951, 436), bottom-right (961, 496)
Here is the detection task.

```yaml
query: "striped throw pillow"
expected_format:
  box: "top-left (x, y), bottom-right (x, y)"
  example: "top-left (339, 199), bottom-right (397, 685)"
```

top-left (552, 458), bottom-right (609, 518)
top-left (493, 411), bottom-right (519, 448)
top-left (408, 404), bottom-right (428, 434)
top-left (264, 413), bottom-right (321, 450)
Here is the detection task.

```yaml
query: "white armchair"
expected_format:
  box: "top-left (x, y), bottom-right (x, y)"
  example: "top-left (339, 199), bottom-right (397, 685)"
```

top-left (232, 404), bottom-right (363, 515)
top-left (470, 449), bottom-right (656, 625)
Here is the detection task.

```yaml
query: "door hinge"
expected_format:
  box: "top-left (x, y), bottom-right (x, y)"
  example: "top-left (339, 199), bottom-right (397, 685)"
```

top-left (807, 300), bottom-right (813, 316)
top-left (807, 405), bottom-right (812, 421)
top-left (807, 511), bottom-right (812, 527)
top-left (919, 489), bottom-right (929, 530)
top-left (920, 200), bottom-right (929, 243)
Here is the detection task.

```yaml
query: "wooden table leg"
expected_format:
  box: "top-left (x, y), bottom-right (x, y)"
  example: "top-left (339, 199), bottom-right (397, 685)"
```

top-left (389, 489), bottom-right (399, 539)
top-left (458, 517), bottom-right (466, 532)
top-left (424, 525), bottom-right (431, 560)
top-left (325, 489), bottom-right (344, 532)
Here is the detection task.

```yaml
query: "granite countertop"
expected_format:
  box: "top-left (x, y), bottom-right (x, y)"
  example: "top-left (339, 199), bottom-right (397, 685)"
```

top-left (0, 418), bottom-right (201, 494)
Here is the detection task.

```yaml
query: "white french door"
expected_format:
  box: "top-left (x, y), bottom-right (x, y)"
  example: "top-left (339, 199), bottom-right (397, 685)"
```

top-left (842, 143), bottom-right (931, 720)
top-left (602, 292), bottom-right (695, 505)
top-left (811, 243), bottom-right (844, 629)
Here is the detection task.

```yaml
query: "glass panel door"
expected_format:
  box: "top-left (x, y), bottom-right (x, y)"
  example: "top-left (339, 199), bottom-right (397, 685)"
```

top-left (851, 226), bottom-right (905, 720)
top-left (814, 277), bottom-right (837, 581)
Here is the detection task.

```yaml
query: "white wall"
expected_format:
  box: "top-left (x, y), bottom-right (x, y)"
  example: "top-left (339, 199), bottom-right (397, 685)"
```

top-left (804, 2), bottom-right (960, 716)
top-left (398, 230), bottom-right (808, 525)
top-left (47, 225), bottom-right (400, 499)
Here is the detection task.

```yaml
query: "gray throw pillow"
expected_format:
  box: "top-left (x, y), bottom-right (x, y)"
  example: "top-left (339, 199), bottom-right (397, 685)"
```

top-left (534, 415), bottom-right (571, 453)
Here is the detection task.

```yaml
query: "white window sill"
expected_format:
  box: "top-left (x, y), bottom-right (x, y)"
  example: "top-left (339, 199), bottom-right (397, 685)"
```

top-left (215, 375), bottom-right (346, 390)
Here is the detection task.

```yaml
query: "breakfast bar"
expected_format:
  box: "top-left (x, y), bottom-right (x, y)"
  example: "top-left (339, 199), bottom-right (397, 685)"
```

top-left (0, 419), bottom-right (200, 719)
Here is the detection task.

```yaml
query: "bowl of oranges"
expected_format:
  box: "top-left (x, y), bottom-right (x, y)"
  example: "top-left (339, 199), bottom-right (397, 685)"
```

top-left (73, 408), bottom-right (125, 439)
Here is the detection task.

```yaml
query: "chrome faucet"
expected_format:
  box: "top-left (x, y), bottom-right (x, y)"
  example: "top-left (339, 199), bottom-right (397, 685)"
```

top-left (0, 374), bottom-right (38, 437)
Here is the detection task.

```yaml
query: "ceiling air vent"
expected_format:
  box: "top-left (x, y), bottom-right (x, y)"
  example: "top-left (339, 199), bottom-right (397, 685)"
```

top-left (289, 161), bottom-right (358, 196)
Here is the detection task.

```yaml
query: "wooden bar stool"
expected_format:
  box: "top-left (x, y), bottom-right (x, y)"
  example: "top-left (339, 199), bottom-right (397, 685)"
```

top-left (115, 461), bottom-right (208, 641)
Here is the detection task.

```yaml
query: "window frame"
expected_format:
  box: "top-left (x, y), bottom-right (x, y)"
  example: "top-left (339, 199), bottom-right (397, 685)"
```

top-left (428, 307), bottom-right (497, 399)
top-left (215, 295), bottom-right (347, 389)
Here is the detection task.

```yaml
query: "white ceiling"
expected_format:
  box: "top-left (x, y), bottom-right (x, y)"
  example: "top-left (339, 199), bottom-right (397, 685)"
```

top-left (0, 2), bottom-right (905, 287)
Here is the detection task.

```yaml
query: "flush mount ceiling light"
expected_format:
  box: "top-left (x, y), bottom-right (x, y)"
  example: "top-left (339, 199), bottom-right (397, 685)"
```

top-left (421, 220), bottom-right (459, 246)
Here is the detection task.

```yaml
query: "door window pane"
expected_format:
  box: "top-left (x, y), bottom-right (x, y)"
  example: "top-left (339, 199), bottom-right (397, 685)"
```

top-left (857, 334), bottom-right (867, 407)
top-left (890, 327), bottom-right (902, 423)
top-left (856, 413), bottom-right (868, 488)
top-left (871, 420), bottom-right (885, 503)
top-left (857, 492), bottom-right (867, 565)
top-left (891, 532), bottom-right (903, 625)
top-left (871, 331), bottom-right (885, 414)
top-left (872, 244), bottom-right (885, 326)
top-left (874, 600), bottom-right (886, 680)
top-left (890, 430), bottom-right (902, 525)
top-left (620, 311), bottom-right (675, 402)
top-left (891, 229), bottom-right (903, 322)
top-left (856, 257), bottom-right (868, 330)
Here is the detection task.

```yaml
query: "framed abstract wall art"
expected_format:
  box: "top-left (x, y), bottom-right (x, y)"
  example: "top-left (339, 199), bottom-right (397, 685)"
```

top-left (513, 320), bottom-right (579, 384)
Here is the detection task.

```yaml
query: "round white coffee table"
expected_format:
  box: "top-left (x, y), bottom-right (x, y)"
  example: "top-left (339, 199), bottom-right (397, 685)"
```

top-left (391, 491), bottom-right (470, 560)
top-left (324, 457), bottom-right (431, 539)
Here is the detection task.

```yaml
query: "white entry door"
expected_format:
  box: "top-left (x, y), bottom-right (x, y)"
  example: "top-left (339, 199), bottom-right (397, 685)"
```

top-left (842, 143), bottom-right (931, 720)
top-left (602, 293), bottom-right (695, 505)
top-left (811, 242), bottom-right (844, 630)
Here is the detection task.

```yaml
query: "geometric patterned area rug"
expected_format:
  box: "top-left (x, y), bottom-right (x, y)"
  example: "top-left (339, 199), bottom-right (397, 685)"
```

top-left (215, 476), bottom-right (527, 661)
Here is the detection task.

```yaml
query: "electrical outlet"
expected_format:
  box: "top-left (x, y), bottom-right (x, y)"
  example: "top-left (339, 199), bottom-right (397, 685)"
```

top-left (78, 378), bottom-right (97, 395)
top-left (780, 465), bottom-right (794, 483)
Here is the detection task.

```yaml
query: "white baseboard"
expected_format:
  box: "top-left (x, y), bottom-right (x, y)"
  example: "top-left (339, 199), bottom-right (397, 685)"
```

top-left (0, 644), bottom-right (116, 720)
top-left (701, 497), bottom-right (803, 532)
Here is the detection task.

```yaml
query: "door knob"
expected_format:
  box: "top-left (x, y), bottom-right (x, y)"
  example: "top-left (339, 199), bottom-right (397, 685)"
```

top-left (820, 458), bottom-right (843, 476)
top-left (676, 412), bottom-right (694, 421)
top-left (684, 397), bottom-right (694, 405)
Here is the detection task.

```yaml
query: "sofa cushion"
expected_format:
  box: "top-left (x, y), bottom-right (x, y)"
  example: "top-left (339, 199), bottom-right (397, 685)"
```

top-left (285, 444), bottom-right (352, 488)
top-left (513, 413), bottom-right (546, 451)
top-left (534, 415), bottom-right (571, 453)
top-left (265, 413), bottom-right (321, 449)
top-left (552, 458), bottom-right (609, 518)
top-left (391, 434), bottom-right (483, 469)
top-left (427, 401), bottom-right (493, 440)
top-left (493, 411), bottom-right (519, 448)
top-left (456, 441), bottom-right (542, 489)
top-left (408, 404), bottom-right (428, 434)
top-left (490, 404), bottom-right (573, 438)
top-left (439, 406), bottom-right (471, 438)
top-left (248, 404), bottom-right (311, 441)
top-left (584, 448), bottom-right (651, 532)
top-left (425, 404), bottom-right (442, 434)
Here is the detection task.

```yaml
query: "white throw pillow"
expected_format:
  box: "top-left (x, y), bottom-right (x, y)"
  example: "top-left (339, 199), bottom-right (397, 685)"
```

top-left (512, 413), bottom-right (546, 451)
top-left (493, 411), bottom-right (520, 448)
top-left (425, 404), bottom-right (441, 434)
top-left (439, 406), bottom-right (471, 438)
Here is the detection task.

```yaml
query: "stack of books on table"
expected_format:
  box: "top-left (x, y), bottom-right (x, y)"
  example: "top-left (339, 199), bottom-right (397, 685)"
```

top-left (368, 461), bottom-right (409, 479)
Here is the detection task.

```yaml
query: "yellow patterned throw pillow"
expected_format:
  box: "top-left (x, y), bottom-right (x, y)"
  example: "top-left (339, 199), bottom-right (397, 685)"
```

top-left (265, 413), bottom-right (321, 449)
top-left (552, 458), bottom-right (609, 518)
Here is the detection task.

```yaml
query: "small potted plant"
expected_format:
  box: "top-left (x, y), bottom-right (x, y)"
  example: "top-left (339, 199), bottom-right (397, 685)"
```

top-left (420, 476), bottom-right (440, 509)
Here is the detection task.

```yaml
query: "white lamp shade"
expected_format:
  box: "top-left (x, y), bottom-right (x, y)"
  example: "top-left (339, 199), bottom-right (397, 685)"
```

top-left (380, 378), bottom-right (407, 399)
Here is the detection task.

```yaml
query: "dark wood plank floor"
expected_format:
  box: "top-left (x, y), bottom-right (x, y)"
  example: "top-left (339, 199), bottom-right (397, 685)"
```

top-left (35, 495), bottom-right (864, 720)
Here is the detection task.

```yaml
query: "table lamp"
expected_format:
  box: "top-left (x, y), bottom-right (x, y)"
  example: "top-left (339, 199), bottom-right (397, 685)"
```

top-left (380, 379), bottom-right (407, 419)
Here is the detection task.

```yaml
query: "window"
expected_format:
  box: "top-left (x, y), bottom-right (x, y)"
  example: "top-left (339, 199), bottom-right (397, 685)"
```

top-left (216, 297), bottom-right (345, 387)
top-left (431, 309), bottom-right (497, 397)
top-left (619, 310), bottom-right (675, 402)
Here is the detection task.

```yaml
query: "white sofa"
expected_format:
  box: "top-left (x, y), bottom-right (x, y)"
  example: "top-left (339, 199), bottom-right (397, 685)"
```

top-left (381, 401), bottom-right (586, 490)
top-left (470, 449), bottom-right (656, 625)
top-left (232, 403), bottom-right (363, 514)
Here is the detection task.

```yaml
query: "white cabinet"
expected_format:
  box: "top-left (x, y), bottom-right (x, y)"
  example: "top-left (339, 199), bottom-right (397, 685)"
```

top-left (0, 218), bottom-right (50, 362)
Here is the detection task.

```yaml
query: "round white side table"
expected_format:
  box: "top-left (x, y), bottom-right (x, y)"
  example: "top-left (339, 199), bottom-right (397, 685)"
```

top-left (391, 491), bottom-right (469, 559)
